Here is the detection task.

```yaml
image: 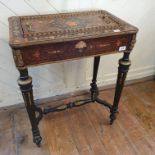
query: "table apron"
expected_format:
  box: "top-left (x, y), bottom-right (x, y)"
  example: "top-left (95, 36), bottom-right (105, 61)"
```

top-left (14, 35), bottom-right (131, 67)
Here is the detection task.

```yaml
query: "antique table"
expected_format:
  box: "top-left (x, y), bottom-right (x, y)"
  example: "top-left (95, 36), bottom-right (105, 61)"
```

top-left (8, 10), bottom-right (138, 146)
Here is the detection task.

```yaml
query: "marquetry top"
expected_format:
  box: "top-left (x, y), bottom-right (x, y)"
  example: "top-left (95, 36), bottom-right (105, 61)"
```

top-left (8, 10), bottom-right (138, 48)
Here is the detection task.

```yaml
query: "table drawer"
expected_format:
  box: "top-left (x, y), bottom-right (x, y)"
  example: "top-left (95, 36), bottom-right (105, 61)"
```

top-left (19, 35), bottom-right (130, 67)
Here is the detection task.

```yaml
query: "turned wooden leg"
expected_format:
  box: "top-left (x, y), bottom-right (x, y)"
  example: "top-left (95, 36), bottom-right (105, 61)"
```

top-left (17, 68), bottom-right (42, 146)
top-left (110, 52), bottom-right (131, 124)
top-left (90, 56), bottom-right (100, 101)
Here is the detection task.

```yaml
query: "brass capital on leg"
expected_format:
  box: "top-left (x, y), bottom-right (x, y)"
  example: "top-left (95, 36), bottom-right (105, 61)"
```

top-left (17, 76), bottom-right (32, 85)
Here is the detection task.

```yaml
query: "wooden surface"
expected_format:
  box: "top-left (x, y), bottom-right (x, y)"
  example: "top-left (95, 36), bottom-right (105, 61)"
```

top-left (0, 80), bottom-right (155, 155)
top-left (8, 10), bottom-right (137, 47)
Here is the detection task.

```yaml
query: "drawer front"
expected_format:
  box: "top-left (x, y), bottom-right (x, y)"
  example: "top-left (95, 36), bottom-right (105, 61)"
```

top-left (21, 35), bottom-right (130, 67)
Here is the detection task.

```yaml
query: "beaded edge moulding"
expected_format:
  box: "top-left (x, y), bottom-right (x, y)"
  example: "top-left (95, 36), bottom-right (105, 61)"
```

top-left (8, 10), bottom-right (138, 48)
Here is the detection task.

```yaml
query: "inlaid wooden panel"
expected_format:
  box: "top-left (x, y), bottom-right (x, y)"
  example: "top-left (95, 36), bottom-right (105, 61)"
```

top-left (9, 10), bottom-right (137, 47)
top-left (21, 35), bottom-right (130, 66)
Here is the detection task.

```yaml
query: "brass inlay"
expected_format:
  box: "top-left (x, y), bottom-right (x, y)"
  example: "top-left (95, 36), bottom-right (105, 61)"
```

top-left (66, 21), bottom-right (77, 27)
top-left (25, 22), bottom-right (34, 32)
top-left (98, 43), bottom-right (110, 48)
top-left (74, 101), bottom-right (84, 106)
top-left (12, 49), bottom-right (24, 67)
top-left (75, 41), bottom-right (87, 49)
top-left (18, 77), bottom-right (32, 85)
top-left (57, 104), bottom-right (67, 110)
top-left (47, 50), bottom-right (62, 54)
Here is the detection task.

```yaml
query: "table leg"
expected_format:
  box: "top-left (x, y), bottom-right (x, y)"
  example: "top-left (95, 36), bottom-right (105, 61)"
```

top-left (90, 56), bottom-right (100, 101)
top-left (110, 52), bottom-right (131, 124)
top-left (17, 68), bottom-right (42, 146)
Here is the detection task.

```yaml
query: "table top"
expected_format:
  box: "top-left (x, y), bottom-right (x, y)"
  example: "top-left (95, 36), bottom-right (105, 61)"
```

top-left (9, 10), bottom-right (138, 48)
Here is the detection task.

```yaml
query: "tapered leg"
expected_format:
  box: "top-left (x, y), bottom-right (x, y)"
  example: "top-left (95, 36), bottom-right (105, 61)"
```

top-left (17, 68), bottom-right (42, 146)
top-left (110, 52), bottom-right (131, 124)
top-left (90, 56), bottom-right (100, 101)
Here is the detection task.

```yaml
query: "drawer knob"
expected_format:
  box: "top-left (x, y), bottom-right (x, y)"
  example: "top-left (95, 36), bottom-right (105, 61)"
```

top-left (75, 41), bottom-right (87, 52)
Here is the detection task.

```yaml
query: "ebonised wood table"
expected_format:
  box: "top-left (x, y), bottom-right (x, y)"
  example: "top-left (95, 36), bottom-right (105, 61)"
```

top-left (8, 10), bottom-right (138, 147)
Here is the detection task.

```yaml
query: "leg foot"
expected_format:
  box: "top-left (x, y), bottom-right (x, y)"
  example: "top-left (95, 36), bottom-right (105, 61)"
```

top-left (32, 128), bottom-right (42, 147)
top-left (110, 107), bottom-right (118, 124)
